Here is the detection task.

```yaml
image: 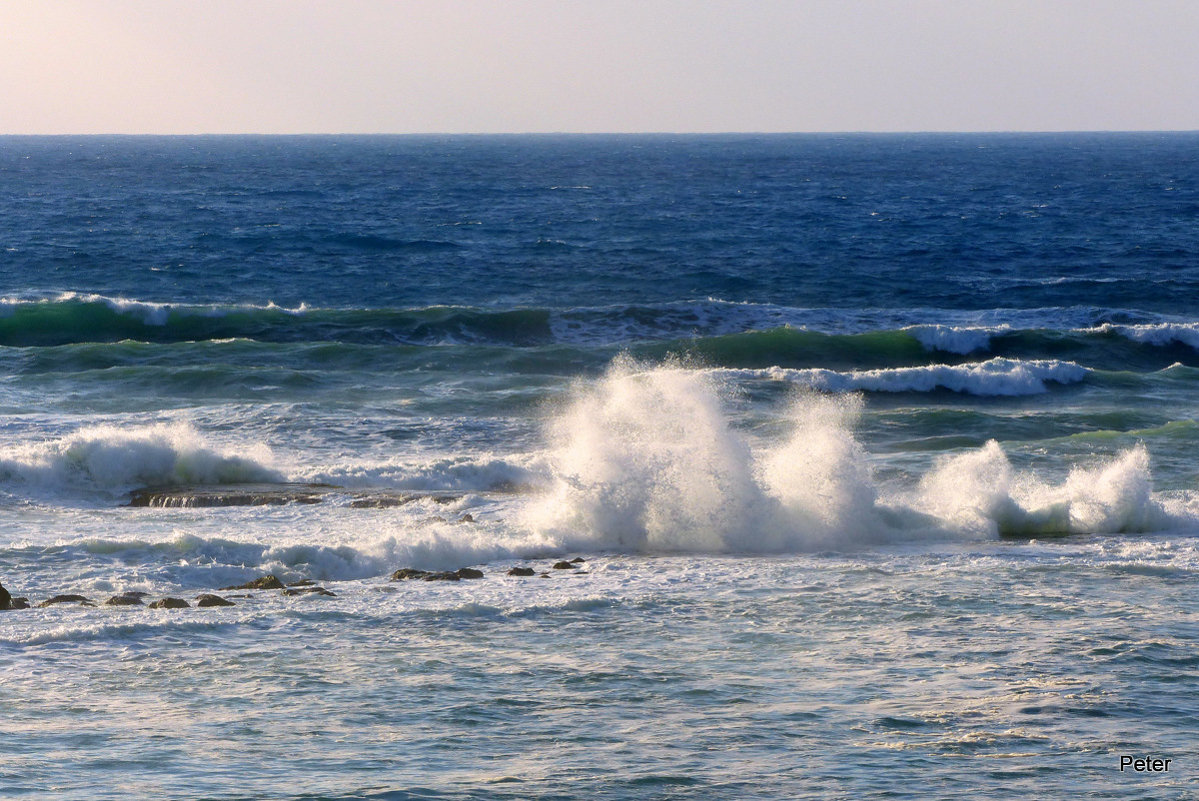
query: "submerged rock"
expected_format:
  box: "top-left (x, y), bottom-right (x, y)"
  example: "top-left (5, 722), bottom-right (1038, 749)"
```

top-left (9, 597), bottom-right (30, 610)
top-left (221, 575), bottom-right (285, 591)
top-left (38, 594), bottom-right (94, 608)
top-left (149, 598), bottom-right (190, 609)
top-left (195, 594), bottom-right (235, 608)
top-left (570, 557), bottom-right (586, 564)
top-left (507, 567), bottom-right (536, 577)
top-left (287, 579), bottom-right (317, 587)
top-left (104, 595), bottom-right (144, 606)
top-left (551, 561), bottom-right (575, 570)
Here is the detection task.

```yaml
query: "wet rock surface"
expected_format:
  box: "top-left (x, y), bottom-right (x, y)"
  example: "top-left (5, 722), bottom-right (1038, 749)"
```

top-left (104, 594), bottom-right (145, 606)
top-left (390, 567), bottom-right (486, 582)
top-left (221, 575), bottom-right (286, 591)
top-left (129, 483), bottom-right (467, 509)
top-left (148, 598), bottom-right (190, 609)
top-left (6, 555), bottom-right (595, 616)
top-left (38, 594), bottom-right (94, 608)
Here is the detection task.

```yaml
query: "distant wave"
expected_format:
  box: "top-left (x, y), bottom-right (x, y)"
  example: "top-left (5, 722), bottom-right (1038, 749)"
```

top-left (7, 295), bottom-right (1199, 364)
top-left (763, 357), bottom-right (1090, 396)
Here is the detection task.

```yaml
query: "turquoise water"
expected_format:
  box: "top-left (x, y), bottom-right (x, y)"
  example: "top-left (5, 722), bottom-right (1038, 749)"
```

top-left (2, 134), bottom-right (1198, 799)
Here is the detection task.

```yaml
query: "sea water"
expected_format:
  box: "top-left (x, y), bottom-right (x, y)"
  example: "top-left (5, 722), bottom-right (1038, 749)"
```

top-left (1, 134), bottom-right (1198, 799)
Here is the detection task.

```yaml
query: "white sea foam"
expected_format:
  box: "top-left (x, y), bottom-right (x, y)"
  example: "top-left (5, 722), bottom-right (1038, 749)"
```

top-left (0, 421), bottom-right (281, 495)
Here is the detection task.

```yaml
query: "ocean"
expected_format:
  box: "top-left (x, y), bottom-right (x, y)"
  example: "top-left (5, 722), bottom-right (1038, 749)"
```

top-left (1, 133), bottom-right (1197, 799)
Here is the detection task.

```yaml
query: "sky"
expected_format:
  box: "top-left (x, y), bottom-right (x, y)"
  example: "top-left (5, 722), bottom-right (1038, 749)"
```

top-left (2, 0), bottom-right (1197, 134)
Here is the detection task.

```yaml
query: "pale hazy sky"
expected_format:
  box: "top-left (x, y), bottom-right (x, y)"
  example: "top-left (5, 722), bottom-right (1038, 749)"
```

top-left (3, 0), bottom-right (1197, 134)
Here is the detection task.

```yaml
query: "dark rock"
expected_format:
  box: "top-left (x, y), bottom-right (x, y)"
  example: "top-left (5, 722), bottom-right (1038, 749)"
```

top-left (287, 579), bottom-right (317, 587)
top-left (552, 561), bottom-right (575, 570)
top-left (128, 483), bottom-right (327, 508)
top-left (391, 566), bottom-right (483, 582)
top-left (570, 557), bottom-right (586, 564)
top-left (459, 513), bottom-right (475, 523)
top-left (104, 595), bottom-right (144, 606)
top-left (195, 594), bottom-right (235, 607)
top-left (390, 568), bottom-right (430, 581)
top-left (10, 597), bottom-right (30, 610)
top-left (282, 586), bottom-right (336, 597)
top-left (507, 567), bottom-right (536, 576)
top-left (423, 571), bottom-right (461, 581)
top-left (0, 581), bottom-right (10, 610)
top-left (220, 574), bottom-right (285, 591)
top-left (149, 598), bottom-right (190, 609)
top-left (37, 594), bottom-right (93, 608)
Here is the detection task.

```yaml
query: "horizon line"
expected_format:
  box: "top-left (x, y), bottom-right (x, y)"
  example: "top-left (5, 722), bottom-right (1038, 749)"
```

top-left (3, 129), bottom-right (1199, 138)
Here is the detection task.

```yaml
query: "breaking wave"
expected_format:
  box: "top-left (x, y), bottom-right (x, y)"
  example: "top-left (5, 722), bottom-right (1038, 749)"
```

top-left (0, 422), bottom-right (282, 496)
top-left (524, 359), bottom-right (1187, 552)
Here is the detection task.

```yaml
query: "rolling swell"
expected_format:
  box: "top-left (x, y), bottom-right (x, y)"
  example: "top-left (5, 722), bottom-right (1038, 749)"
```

top-left (7, 296), bottom-right (1199, 376)
top-left (0, 295), bottom-right (554, 347)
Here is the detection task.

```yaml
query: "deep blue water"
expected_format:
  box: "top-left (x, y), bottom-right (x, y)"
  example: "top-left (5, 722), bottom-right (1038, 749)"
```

top-left (4, 133), bottom-right (1198, 311)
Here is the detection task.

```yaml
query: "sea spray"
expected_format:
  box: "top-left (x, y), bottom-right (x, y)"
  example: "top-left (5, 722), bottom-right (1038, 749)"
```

top-left (760, 392), bottom-right (884, 547)
top-left (526, 357), bottom-right (770, 551)
top-left (527, 359), bottom-right (1181, 551)
top-left (526, 358), bottom-right (892, 551)
top-left (913, 440), bottom-right (1167, 537)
